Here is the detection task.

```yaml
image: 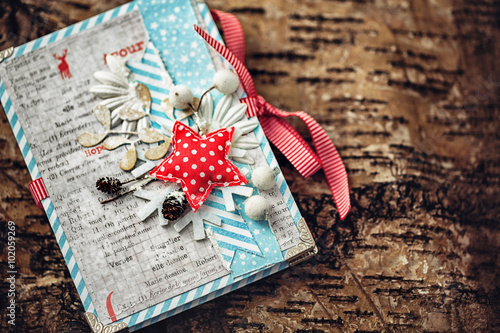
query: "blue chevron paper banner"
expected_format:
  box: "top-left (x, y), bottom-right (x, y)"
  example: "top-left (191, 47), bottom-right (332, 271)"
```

top-left (128, 44), bottom-right (277, 278)
top-left (0, 0), bottom-right (305, 330)
top-left (130, 0), bottom-right (292, 278)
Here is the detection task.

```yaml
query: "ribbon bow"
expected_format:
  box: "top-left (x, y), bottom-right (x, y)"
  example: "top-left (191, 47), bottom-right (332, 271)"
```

top-left (195, 13), bottom-right (351, 219)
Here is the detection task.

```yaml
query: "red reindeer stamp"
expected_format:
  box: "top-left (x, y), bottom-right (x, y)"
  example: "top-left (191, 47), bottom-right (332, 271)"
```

top-left (53, 49), bottom-right (72, 80)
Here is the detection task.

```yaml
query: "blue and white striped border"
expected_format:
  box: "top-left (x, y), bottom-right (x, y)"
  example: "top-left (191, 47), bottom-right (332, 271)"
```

top-left (1, 1), bottom-right (303, 329)
top-left (0, 2), bottom-right (139, 321)
top-left (130, 261), bottom-right (289, 331)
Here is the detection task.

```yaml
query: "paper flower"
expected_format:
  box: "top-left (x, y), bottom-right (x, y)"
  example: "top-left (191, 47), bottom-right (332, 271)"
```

top-left (149, 122), bottom-right (247, 211)
top-left (198, 94), bottom-right (261, 164)
top-left (90, 55), bottom-right (152, 135)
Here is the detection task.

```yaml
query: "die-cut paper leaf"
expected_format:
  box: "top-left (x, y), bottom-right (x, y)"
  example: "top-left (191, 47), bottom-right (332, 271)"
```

top-left (232, 153), bottom-right (255, 165)
top-left (196, 92), bottom-right (260, 163)
top-left (120, 143), bottom-right (137, 171)
top-left (139, 128), bottom-right (165, 143)
top-left (199, 93), bottom-right (213, 124)
top-left (119, 106), bottom-right (147, 121)
top-left (161, 98), bottom-right (175, 120)
top-left (233, 118), bottom-right (259, 134)
top-left (103, 136), bottom-right (131, 150)
top-left (145, 140), bottom-right (171, 160)
top-left (137, 83), bottom-right (151, 111)
top-left (78, 132), bottom-right (108, 147)
top-left (93, 104), bottom-right (111, 130)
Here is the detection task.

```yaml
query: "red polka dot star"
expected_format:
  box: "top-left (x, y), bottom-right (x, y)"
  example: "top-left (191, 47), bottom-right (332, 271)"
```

top-left (150, 121), bottom-right (248, 211)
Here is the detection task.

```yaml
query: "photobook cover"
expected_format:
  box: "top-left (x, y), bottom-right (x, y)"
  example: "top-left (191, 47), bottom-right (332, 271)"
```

top-left (0, 1), bottom-right (316, 331)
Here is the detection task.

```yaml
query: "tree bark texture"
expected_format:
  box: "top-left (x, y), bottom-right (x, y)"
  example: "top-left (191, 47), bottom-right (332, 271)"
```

top-left (0, 0), bottom-right (499, 332)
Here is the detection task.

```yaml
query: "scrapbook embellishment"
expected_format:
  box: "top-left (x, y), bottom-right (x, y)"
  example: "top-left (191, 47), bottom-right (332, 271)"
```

top-left (244, 195), bottom-right (269, 221)
top-left (174, 206), bottom-right (222, 240)
top-left (161, 190), bottom-right (188, 221)
top-left (168, 85), bottom-right (194, 109)
top-left (78, 56), bottom-right (171, 171)
top-left (213, 68), bottom-right (240, 95)
top-left (0, 46), bottom-right (14, 63)
top-left (90, 55), bottom-right (152, 129)
top-left (97, 176), bottom-right (153, 204)
top-left (29, 178), bottom-right (49, 209)
top-left (198, 93), bottom-right (260, 164)
top-left (161, 85), bottom-right (200, 122)
top-left (0, 2), bottom-right (324, 329)
top-left (149, 122), bottom-right (247, 211)
top-left (133, 184), bottom-right (180, 225)
top-left (96, 177), bottom-right (123, 194)
top-left (78, 104), bottom-right (169, 171)
top-left (217, 185), bottom-right (254, 212)
top-left (131, 145), bottom-right (163, 178)
top-left (84, 312), bottom-right (127, 333)
top-left (163, 69), bottom-right (259, 159)
top-left (250, 165), bottom-right (280, 191)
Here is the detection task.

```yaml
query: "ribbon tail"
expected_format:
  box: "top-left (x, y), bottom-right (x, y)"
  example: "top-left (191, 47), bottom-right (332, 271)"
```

top-left (265, 108), bottom-right (351, 219)
top-left (296, 112), bottom-right (351, 219)
top-left (260, 116), bottom-right (321, 178)
top-left (210, 10), bottom-right (246, 63)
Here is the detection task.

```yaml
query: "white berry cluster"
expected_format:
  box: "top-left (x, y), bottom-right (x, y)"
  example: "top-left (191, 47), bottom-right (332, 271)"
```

top-left (168, 69), bottom-right (240, 110)
top-left (244, 166), bottom-right (281, 221)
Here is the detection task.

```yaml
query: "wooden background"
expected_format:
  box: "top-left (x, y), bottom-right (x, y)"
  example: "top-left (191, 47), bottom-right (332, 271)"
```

top-left (1, 0), bottom-right (499, 332)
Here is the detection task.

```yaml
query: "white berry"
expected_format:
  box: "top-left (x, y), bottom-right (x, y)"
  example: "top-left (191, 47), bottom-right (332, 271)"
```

top-left (245, 195), bottom-right (269, 221)
top-left (213, 69), bottom-right (240, 95)
top-left (169, 85), bottom-right (193, 109)
top-left (251, 166), bottom-right (278, 191)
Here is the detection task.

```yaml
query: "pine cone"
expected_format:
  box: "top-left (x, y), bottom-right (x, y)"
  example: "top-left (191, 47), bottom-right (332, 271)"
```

top-left (96, 177), bottom-right (122, 194)
top-left (162, 191), bottom-right (187, 221)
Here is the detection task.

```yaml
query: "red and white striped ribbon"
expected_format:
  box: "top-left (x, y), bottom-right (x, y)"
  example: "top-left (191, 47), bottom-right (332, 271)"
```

top-left (210, 10), bottom-right (246, 63)
top-left (195, 15), bottom-right (351, 219)
top-left (29, 177), bottom-right (48, 209)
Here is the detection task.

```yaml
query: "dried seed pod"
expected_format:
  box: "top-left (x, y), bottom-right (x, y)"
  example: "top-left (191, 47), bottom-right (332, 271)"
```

top-left (96, 177), bottom-right (122, 194)
top-left (162, 191), bottom-right (188, 221)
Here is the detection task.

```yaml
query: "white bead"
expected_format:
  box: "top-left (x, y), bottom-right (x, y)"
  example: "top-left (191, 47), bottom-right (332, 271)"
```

top-left (245, 195), bottom-right (269, 221)
top-left (213, 69), bottom-right (240, 95)
top-left (169, 85), bottom-right (193, 109)
top-left (251, 166), bottom-right (277, 191)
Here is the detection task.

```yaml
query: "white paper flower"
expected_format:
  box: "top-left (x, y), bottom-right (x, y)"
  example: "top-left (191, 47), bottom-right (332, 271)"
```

top-left (90, 55), bottom-right (152, 135)
top-left (198, 93), bottom-right (260, 164)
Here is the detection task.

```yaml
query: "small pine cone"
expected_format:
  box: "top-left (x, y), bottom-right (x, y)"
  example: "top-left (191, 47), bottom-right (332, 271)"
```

top-left (96, 177), bottom-right (122, 194)
top-left (162, 191), bottom-right (188, 221)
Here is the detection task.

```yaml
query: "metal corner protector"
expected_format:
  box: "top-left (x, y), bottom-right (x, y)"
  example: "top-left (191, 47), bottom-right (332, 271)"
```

top-left (285, 218), bottom-right (318, 266)
top-left (0, 47), bottom-right (14, 64)
top-left (84, 312), bottom-right (128, 333)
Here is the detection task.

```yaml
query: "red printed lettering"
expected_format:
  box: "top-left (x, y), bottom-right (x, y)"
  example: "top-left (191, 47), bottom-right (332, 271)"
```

top-left (103, 41), bottom-right (147, 64)
top-left (84, 145), bottom-right (104, 157)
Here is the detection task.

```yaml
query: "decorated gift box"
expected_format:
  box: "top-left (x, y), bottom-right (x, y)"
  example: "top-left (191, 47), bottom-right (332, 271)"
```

top-left (0, 0), bottom-right (350, 331)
